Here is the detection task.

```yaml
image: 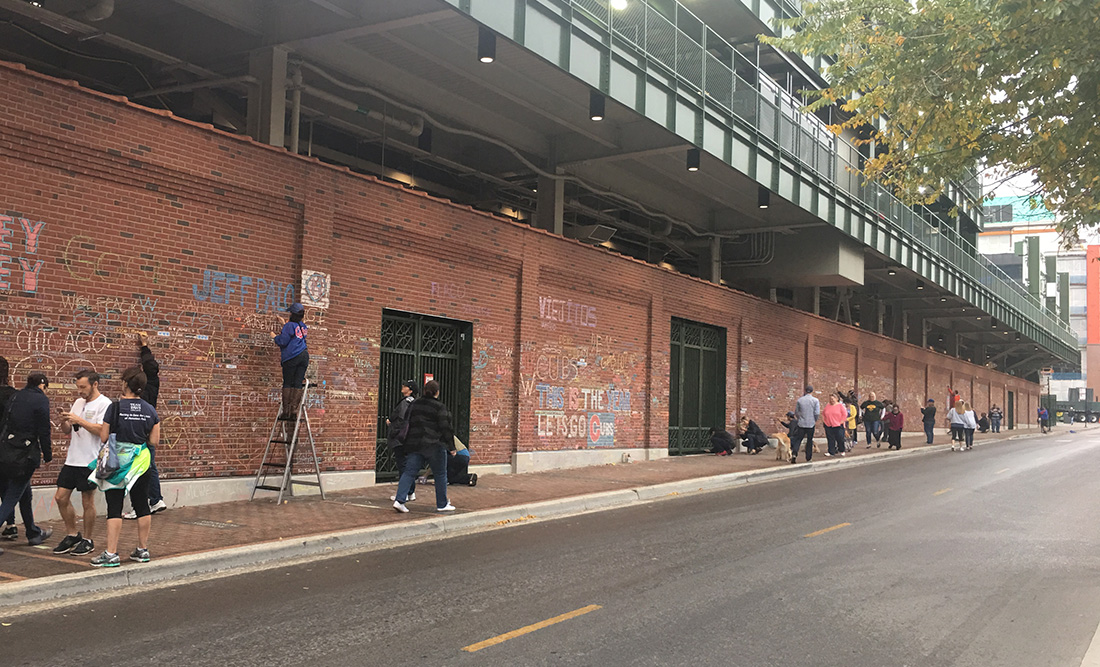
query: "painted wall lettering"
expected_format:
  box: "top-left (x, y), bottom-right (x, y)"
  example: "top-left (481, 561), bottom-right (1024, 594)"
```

top-left (538, 296), bottom-right (597, 328)
top-left (192, 269), bottom-right (293, 313)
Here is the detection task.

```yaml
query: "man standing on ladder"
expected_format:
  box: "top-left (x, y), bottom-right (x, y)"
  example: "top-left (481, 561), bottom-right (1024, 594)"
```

top-left (272, 303), bottom-right (310, 421)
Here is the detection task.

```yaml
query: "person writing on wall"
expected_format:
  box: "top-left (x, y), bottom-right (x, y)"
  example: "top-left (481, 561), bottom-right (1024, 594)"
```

top-left (271, 303), bottom-right (309, 421)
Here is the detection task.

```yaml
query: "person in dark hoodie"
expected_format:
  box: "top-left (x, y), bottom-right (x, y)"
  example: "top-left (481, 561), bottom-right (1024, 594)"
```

top-left (709, 426), bottom-right (737, 455)
top-left (0, 357), bottom-right (32, 543)
top-left (0, 372), bottom-right (53, 556)
top-left (125, 333), bottom-right (165, 518)
top-left (737, 416), bottom-right (769, 455)
top-left (271, 302), bottom-right (309, 420)
top-left (386, 380), bottom-right (419, 503)
top-left (392, 380), bottom-right (455, 514)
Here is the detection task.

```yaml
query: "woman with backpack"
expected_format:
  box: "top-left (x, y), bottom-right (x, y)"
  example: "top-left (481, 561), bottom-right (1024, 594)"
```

top-left (386, 380), bottom-right (419, 503)
top-left (392, 380), bottom-right (456, 514)
top-left (90, 366), bottom-right (159, 567)
top-left (0, 372), bottom-right (54, 556)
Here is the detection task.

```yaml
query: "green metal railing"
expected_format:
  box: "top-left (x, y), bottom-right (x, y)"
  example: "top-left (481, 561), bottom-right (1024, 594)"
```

top-left (562, 0), bottom-right (1077, 359)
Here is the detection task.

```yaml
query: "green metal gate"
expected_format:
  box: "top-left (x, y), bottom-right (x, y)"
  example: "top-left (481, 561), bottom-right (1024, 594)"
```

top-left (376, 311), bottom-right (471, 482)
top-left (668, 318), bottom-right (726, 455)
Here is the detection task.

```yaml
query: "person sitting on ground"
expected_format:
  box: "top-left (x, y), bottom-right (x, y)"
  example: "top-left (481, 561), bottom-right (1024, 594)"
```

top-left (737, 417), bottom-right (769, 455)
top-left (709, 426), bottom-right (737, 456)
top-left (447, 435), bottom-right (478, 486)
top-left (977, 412), bottom-right (990, 433)
top-left (884, 404), bottom-right (904, 450)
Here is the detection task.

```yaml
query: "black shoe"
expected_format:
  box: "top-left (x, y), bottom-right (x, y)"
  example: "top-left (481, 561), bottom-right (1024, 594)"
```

top-left (468, 473), bottom-right (478, 487)
top-left (27, 527), bottom-right (53, 547)
top-left (72, 538), bottom-right (95, 556)
top-left (52, 533), bottom-right (82, 554)
top-left (1, 525), bottom-right (16, 541)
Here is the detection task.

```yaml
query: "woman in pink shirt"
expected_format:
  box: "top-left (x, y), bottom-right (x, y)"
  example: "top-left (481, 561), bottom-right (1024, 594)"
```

top-left (822, 394), bottom-right (849, 457)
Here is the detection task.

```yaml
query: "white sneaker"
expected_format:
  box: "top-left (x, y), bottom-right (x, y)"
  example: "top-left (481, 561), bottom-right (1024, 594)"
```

top-left (392, 501), bottom-right (409, 513)
top-left (824, 453), bottom-right (832, 457)
top-left (389, 493), bottom-right (415, 502)
top-left (150, 500), bottom-right (167, 514)
top-left (436, 504), bottom-right (456, 512)
top-left (122, 510), bottom-right (137, 520)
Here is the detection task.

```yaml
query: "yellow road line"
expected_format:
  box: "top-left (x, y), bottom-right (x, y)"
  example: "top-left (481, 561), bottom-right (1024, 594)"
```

top-left (462, 604), bottom-right (602, 653)
top-left (933, 488), bottom-right (952, 496)
top-left (803, 523), bottom-right (851, 538)
top-left (995, 468), bottom-right (1010, 475)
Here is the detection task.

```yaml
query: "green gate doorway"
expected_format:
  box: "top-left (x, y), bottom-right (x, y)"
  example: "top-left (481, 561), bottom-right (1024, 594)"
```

top-left (668, 318), bottom-right (726, 455)
top-left (375, 311), bottom-right (471, 482)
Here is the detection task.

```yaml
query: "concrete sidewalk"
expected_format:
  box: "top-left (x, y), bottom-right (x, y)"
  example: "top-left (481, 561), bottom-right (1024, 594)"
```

top-left (0, 428), bottom-right (1040, 610)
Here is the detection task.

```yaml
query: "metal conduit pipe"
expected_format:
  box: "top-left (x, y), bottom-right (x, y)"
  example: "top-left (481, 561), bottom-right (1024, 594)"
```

top-left (722, 232), bottom-right (776, 267)
top-left (129, 74), bottom-right (257, 100)
top-left (289, 68), bottom-right (302, 154)
top-left (299, 84), bottom-right (423, 137)
top-left (85, 0), bottom-right (115, 21)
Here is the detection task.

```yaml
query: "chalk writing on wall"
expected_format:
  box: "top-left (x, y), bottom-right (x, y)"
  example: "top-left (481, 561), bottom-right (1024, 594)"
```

top-left (538, 297), bottom-right (597, 328)
top-left (0, 214), bottom-right (45, 292)
top-left (192, 269), bottom-right (294, 313)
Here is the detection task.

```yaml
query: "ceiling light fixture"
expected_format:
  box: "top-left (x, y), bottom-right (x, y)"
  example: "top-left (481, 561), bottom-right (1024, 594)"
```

top-left (589, 90), bottom-right (605, 121)
top-left (887, 268), bottom-right (897, 276)
top-left (610, 0), bottom-right (628, 9)
top-left (686, 148), bottom-right (700, 172)
top-left (916, 280), bottom-right (925, 290)
top-left (478, 27), bottom-right (496, 63)
top-left (758, 185), bottom-right (770, 209)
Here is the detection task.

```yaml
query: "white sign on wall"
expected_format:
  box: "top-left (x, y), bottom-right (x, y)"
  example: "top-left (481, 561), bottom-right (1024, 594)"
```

top-left (301, 270), bottom-right (331, 309)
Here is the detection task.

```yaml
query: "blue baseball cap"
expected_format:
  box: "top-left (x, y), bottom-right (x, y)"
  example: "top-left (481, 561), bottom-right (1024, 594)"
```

top-left (288, 303), bottom-right (305, 314)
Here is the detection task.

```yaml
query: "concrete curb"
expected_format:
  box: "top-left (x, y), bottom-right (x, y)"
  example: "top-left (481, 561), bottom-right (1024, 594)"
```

top-left (0, 436), bottom-right (1026, 610)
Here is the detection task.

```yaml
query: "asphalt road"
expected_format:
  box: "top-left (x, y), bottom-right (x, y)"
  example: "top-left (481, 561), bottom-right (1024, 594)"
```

top-left (5, 431), bottom-right (1100, 666)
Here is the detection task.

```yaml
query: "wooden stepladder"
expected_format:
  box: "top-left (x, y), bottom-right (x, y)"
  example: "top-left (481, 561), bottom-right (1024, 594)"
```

top-left (251, 379), bottom-right (325, 503)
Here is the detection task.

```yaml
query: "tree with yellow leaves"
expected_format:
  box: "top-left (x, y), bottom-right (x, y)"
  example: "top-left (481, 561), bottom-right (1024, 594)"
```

top-left (766, 0), bottom-right (1099, 239)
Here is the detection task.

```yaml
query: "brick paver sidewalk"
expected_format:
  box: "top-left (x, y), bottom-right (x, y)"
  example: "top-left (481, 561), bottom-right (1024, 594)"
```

top-left (0, 428), bottom-right (1033, 585)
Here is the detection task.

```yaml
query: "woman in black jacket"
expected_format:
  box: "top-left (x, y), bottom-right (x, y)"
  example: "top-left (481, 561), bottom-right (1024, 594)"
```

top-left (392, 380), bottom-right (455, 513)
top-left (0, 372), bottom-right (54, 555)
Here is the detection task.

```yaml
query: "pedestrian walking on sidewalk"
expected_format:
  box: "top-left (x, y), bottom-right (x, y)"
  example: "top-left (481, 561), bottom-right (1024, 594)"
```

top-left (959, 401), bottom-right (978, 450)
top-left (124, 333), bottom-right (167, 518)
top-left (271, 303), bottom-right (309, 421)
top-left (790, 386), bottom-right (820, 463)
top-left (860, 392), bottom-right (885, 448)
top-left (1037, 407), bottom-right (1050, 433)
top-left (387, 380), bottom-right (419, 501)
top-left (947, 401), bottom-right (967, 450)
top-left (884, 404), bottom-right (904, 450)
top-left (920, 399), bottom-right (937, 445)
top-left (0, 372), bottom-right (54, 557)
top-left (53, 369), bottom-right (111, 556)
top-left (90, 366), bottom-right (159, 567)
top-left (0, 356), bottom-right (31, 544)
top-left (989, 405), bottom-right (1003, 433)
top-left (392, 380), bottom-right (455, 514)
top-left (822, 394), bottom-right (848, 457)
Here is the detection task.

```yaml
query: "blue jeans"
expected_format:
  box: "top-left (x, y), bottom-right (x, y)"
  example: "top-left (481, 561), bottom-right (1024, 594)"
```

top-left (395, 448), bottom-right (448, 509)
top-left (790, 426), bottom-right (815, 461)
top-left (990, 417), bottom-right (1001, 433)
top-left (923, 422), bottom-right (935, 444)
top-left (864, 420), bottom-right (882, 444)
top-left (0, 477), bottom-right (32, 527)
top-left (0, 472), bottom-right (42, 539)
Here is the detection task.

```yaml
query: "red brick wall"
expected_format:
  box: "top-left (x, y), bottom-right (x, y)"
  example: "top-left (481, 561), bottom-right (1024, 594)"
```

top-left (0, 62), bottom-right (1043, 485)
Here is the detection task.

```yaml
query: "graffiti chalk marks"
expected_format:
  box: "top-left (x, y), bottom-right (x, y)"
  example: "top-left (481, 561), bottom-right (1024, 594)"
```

top-left (62, 235), bottom-right (165, 286)
top-left (534, 384), bottom-right (630, 444)
top-left (535, 384), bottom-right (631, 412)
top-left (192, 269), bottom-right (294, 313)
top-left (489, 409), bottom-right (501, 425)
top-left (430, 282), bottom-right (466, 300)
top-left (0, 214), bottom-right (45, 292)
top-left (301, 270), bottom-right (330, 309)
top-left (538, 297), bottom-right (596, 328)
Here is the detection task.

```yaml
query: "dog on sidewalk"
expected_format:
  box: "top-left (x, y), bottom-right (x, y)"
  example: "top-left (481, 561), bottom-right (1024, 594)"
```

top-left (772, 432), bottom-right (792, 462)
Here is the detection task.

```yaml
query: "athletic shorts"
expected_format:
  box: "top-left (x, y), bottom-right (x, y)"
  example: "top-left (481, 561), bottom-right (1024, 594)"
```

top-left (56, 464), bottom-right (97, 492)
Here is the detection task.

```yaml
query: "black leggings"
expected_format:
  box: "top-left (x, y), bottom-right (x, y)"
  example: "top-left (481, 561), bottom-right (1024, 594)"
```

top-left (105, 470), bottom-right (151, 519)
